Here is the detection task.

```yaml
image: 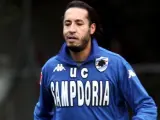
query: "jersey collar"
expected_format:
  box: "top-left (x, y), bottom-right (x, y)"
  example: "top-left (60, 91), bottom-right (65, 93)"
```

top-left (57, 38), bottom-right (101, 66)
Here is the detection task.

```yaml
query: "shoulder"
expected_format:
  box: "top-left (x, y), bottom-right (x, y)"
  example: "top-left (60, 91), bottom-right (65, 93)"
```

top-left (98, 47), bottom-right (135, 79)
top-left (42, 55), bottom-right (59, 72)
top-left (40, 55), bottom-right (60, 86)
top-left (98, 47), bottom-right (128, 65)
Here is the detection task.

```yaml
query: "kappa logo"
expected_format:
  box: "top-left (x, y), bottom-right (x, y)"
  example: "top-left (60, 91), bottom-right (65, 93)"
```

top-left (95, 57), bottom-right (109, 72)
top-left (53, 64), bottom-right (66, 72)
top-left (128, 70), bottom-right (136, 78)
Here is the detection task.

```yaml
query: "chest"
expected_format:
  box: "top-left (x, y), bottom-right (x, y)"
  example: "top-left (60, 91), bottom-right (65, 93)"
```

top-left (48, 63), bottom-right (118, 107)
top-left (50, 63), bottom-right (115, 81)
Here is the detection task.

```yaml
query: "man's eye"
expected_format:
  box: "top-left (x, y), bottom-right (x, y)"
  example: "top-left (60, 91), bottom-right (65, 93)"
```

top-left (64, 22), bottom-right (71, 26)
top-left (77, 23), bottom-right (83, 26)
top-left (65, 23), bottom-right (71, 26)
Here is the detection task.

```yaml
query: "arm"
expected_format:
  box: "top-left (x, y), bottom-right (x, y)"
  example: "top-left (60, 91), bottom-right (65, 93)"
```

top-left (118, 61), bottom-right (157, 120)
top-left (34, 67), bottom-right (54, 120)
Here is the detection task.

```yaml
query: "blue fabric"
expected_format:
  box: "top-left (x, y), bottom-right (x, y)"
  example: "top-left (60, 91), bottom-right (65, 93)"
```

top-left (34, 39), bottom-right (157, 120)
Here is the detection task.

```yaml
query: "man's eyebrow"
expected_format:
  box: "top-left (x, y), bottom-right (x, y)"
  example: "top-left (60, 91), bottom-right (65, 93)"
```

top-left (64, 20), bottom-right (71, 23)
top-left (75, 19), bottom-right (84, 23)
top-left (64, 19), bottom-right (84, 22)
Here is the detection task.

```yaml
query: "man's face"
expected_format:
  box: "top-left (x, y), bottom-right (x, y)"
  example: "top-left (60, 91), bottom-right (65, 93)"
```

top-left (63, 8), bottom-right (95, 52)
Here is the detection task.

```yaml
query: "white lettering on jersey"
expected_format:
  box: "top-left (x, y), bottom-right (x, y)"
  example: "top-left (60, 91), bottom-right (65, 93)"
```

top-left (81, 68), bottom-right (88, 78)
top-left (70, 68), bottom-right (77, 78)
top-left (55, 82), bottom-right (61, 107)
top-left (103, 81), bottom-right (109, 106)
top-left (70, 81), bottom-right (76, 106)
top-left (77, 81), bottom-right (84, 106)
top-left (85, 81), bottom-right (91, 106)
top-left (61, 81), bottom-right (69, 106)
top-left (50, 80), bottom-right (110, 107)
top-left (99, 81), bottom-right (103, 106)
top-left (50, 82), bottom-right (57, 105)
top-left (92, 81), bottom-right (99, 106)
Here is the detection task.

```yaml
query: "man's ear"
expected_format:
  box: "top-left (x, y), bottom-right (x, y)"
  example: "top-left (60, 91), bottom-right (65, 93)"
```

top-left (90, 23), bottom-right (96, 35)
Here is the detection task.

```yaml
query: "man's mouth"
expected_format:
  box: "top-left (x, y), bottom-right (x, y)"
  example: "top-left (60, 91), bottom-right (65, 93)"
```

top-left (67, 36), bottom-right (78, 41)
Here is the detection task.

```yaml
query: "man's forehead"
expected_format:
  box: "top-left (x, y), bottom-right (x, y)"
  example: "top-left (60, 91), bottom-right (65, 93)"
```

top-left (64, 8), bottom-right (88, 20)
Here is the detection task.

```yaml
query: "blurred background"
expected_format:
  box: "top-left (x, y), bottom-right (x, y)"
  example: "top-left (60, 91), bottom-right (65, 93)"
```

top-left (0, 0), bottom-right (159, 119)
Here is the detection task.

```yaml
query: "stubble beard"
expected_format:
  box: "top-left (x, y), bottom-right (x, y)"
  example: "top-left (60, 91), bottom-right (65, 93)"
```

top-left (67, 36), bottom-right (90, 53)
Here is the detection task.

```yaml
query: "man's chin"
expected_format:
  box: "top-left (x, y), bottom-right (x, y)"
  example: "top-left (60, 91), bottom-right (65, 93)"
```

top-left (67, 46), bottom-right (83, 53)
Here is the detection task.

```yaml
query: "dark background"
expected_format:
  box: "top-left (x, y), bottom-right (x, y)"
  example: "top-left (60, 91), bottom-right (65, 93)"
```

top-left (0, 0), bottom-right (159, 119)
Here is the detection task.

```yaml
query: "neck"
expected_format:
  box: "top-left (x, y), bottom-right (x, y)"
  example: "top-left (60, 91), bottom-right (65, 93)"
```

top-left (70, 40), bottom-right (91, 62)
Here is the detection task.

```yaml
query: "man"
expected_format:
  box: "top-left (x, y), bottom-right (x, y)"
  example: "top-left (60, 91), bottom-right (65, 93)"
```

top-left (34, 0), bottom-right (157, 120)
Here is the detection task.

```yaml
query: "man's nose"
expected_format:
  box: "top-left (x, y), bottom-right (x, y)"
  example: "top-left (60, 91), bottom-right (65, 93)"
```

top-left (69, 24), bottom-right (76, 33)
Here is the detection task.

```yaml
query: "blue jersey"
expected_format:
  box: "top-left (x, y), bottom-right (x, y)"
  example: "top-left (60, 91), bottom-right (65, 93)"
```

top-left (34, 39), bottom-right (157, 120)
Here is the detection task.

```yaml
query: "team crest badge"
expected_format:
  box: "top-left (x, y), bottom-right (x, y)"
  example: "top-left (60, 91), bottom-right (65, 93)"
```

top-left (95, 57), bottom-right (109, 72)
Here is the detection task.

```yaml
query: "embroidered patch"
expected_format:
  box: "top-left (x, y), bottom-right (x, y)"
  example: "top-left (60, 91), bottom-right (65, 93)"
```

top-left (95, 57), bottom-right (109, 72)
